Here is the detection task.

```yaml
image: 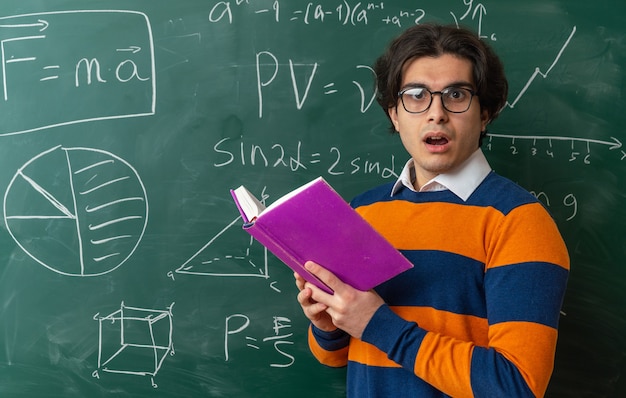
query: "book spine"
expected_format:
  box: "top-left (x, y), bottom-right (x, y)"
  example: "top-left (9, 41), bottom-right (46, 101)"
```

top-left (243, 222), bottom-right (333, 294)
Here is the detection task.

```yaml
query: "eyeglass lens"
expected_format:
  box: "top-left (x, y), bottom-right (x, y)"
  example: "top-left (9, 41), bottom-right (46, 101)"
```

top-left (400, 87), bottom-right (474, 113)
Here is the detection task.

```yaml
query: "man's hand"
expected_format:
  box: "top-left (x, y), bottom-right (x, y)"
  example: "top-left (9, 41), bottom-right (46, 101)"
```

top-left (295, 269), bottom-right (336, 332)
top-left (295, 261), bottom-right (385, 339)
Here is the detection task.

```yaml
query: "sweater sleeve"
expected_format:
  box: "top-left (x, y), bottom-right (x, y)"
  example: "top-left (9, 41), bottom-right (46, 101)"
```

top-left (361, 202), bottom-right (570, 398)
top-left (308, 324), bottom-right (350, 368)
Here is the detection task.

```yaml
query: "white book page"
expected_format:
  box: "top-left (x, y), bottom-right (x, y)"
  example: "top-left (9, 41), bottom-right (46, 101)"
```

top-left (233, 185), bottom-right (266, 221)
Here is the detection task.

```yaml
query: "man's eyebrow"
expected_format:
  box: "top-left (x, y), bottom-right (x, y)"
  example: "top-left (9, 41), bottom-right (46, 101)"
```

top-left (446, 81), bottom-right (475, 89)
top-left (401, 81), bottom-right (475, 90)
top-left (400, 82), bottom-right (427, 90)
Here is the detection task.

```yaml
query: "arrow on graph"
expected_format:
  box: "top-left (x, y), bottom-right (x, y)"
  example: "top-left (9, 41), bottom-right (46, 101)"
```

top-left (0, 19), bottom-right (49, 31)
top-left (505, 26), bottom-right (577, 110)
top-left (489, 134), bottom-right (622, 150)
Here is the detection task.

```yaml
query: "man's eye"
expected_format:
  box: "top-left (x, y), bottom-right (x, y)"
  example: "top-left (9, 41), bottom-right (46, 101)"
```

top-left (445, 88), bottom-right (467, 100)
top-left (406, 88), bottom-right (427, 100)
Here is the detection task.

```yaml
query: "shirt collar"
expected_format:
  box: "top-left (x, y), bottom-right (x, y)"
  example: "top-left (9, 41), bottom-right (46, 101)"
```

top-left (391, 149), bottom-right (492, 201)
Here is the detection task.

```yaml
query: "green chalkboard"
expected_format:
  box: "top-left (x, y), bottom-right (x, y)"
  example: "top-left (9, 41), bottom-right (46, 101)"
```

top-left (0, 1), bottom-right (624, 397)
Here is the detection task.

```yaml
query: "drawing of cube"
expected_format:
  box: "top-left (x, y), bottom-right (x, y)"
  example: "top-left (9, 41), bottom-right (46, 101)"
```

top-left (97, 302), bottom-right (174, 378)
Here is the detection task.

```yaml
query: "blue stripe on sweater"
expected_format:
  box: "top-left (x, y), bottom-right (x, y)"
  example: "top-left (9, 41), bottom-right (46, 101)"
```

top-left (351, 172), bottom-right (544, 218)
top-left (376, 250), bottom-right (487, 318)
top-left (485, 262), bottom-right (569, 328)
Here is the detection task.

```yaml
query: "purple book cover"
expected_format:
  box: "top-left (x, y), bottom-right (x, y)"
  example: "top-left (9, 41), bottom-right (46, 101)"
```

top-left (232, 177), bottom-right (413, 294)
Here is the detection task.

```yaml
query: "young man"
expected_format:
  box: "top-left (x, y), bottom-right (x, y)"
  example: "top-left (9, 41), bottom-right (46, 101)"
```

top-left (295, 24), bottom-right (570, 397)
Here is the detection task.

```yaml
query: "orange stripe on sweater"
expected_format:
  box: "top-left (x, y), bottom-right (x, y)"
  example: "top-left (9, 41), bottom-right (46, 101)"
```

top-left (356, 201), bottom-right (569, 271)
top-left (488, 321), bottom-right (558, 397)
top-left (356, 201), bottom-right (498, 262)
top-left (348, 306), bottom-right (488, 367)
top-left (308, 326), bottom-right (349, 368)
top-left (414, 332), bottom-right (474, 398)
top-left (485, 204), bottom-right (570, 270)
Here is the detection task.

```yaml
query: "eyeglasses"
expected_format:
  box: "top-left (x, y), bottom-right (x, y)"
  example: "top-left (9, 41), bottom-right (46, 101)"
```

top-left (398, 86), bottom-right (476, 114)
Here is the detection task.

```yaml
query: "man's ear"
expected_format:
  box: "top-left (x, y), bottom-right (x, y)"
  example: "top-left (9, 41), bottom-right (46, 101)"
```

top-left (388, 106), bottom-right (400, 132)
top-left (480, 109), bottom-right (490, 131)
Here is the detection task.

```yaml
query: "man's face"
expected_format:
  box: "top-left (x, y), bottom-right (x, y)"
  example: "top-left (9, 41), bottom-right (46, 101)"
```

top-left (388, 54), bottom-right (489, 189)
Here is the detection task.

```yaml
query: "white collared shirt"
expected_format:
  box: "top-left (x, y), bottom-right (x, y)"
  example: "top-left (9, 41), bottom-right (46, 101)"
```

top-left (390, 149), bottom-right (492, 201)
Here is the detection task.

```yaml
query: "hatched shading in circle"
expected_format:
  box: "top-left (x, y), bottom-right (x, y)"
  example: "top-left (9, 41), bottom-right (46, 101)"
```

top-left (3, 145), bottom-right (148, 276)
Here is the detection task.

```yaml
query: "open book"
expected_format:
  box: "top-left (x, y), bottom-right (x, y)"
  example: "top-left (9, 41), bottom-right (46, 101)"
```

top-left (230, 177), bottom-right (413, 294)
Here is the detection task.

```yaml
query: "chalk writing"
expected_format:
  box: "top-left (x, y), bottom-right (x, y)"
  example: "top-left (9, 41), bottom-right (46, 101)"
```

top-left (172, 215), bottom-right (274, 283)
top-left (505, 26), bottom-right (577, 110)
top-left (210, 1), bottom-right (376, 26)
top-left (208, 0), bottom-right (491, 32)
top-left (251, 32), bottom-right (576, 126)
top-left (3, 146), bottom-right (148, 276)
top-left (449, 1), bottom-right (494, 40)
top-left (93, 302), bottom-right (175, 388)
top-left (225, 314), bottom-right (295, 368)
top-left (0, 10), bottom-right (156, 136)
top-left (530, 191), bottom-right (578, 222)
top-left (382, 8), bottom-right (426, 27)
top-left (212, 138), bottom-right (400, 179)
top-left (486, 134), bottom-right (624, 162)
top-left (171, 185), bottom-right (295, 293)
top-left (255, 50), bottom-right (377, 117)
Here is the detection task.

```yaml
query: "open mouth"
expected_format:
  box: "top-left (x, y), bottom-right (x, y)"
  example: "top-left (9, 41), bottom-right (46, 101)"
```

top-left (425, 136), bottom-right (449, 145)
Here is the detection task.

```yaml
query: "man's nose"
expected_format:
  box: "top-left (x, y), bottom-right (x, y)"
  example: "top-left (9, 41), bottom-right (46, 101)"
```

top-left (426, 94), bottom-right (449, 123)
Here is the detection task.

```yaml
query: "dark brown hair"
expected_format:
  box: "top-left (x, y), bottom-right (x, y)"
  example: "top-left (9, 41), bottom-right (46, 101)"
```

top-left (374, 23), bottom-right (508, 142)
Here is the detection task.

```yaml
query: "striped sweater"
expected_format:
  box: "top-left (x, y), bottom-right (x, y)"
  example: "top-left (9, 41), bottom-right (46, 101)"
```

top-left (308, 171), bottom-right (570, 398)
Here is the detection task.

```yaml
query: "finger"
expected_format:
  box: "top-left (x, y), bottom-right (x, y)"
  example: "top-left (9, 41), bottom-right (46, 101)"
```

top-left (297, 288), bottom-right (328, 313)
top-left (296, 286), bottom-right (312, 305)
top-left (294, 272), bottom-right (306, 291)
top-left (304, 261), bottom-right (345, 294)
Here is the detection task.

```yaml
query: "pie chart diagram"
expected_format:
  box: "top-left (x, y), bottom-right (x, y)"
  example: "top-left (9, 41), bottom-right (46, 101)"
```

top-left (3, 146), bottom-right (148, 276)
